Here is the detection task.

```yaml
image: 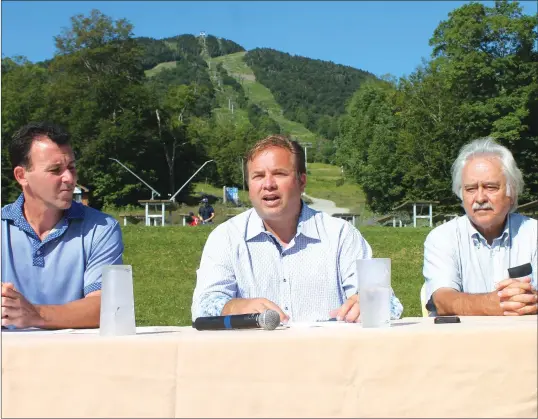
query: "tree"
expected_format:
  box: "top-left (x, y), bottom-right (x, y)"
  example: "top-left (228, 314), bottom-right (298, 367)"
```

top-left (429, 0), bottom-right (538, 200)
top-left (335, 79), bottom-right (405, 212)
top-left (155, 84), bottom-right (200, 195)
top-left (42, 9), bottom-right (158, 207)
top-left (1, 59), bottom-right (49, 204)
top-left (335, 0), bottom-right (537, 214)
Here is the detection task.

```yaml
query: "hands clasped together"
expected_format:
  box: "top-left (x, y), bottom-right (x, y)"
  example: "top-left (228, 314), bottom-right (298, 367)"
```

top-left (496, 276), bottom-right (537, 316)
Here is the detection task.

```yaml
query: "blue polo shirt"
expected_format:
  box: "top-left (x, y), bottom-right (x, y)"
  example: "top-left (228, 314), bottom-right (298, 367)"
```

top-left (198, 204), bottom-right (214, 221)
top-left (1, 194), bottom-right (124, 305)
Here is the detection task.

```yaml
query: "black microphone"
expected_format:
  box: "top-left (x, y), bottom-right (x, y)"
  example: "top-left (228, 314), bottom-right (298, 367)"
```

top-left (193, 309), bottom-right (281, 331)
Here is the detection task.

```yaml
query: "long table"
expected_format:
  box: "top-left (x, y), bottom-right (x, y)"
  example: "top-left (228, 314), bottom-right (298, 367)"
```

top-left (2, 316), bottom-right (537, 418)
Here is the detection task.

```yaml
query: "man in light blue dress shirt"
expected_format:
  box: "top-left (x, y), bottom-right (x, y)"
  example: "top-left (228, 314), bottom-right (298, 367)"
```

top-left (423, 137), bottom-right (537, 316)
top-left (1, 122), bottom-right (124, 329)
top-left (192, 135), bottom-right (403, 323)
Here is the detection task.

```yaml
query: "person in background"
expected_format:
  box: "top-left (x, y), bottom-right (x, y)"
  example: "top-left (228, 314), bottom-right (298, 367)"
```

top-left (188, 211), bottom-right (199, 226)
top-left (1, 122), bottom-right (124, 329)
top-left (192, 134), bottom-right (403, 323)
top-left (423, 137), bottom-right (537, 316)
top-left (198, 197), bottom-right (215, 224)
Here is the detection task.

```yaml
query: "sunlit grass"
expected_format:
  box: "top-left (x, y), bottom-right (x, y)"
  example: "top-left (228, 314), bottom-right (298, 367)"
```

top-left (123, 226), bottom-right (429, 326)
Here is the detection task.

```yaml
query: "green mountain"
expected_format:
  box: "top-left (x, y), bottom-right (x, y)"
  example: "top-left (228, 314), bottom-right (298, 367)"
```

top-left (139, 33), bottom-right (375, 161)
top-left (244, 48), bottom-right (375, 139)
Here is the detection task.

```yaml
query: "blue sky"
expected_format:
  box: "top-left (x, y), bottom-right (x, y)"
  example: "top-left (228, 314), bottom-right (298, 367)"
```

top-left (1, 1), bottom-right (536, 78)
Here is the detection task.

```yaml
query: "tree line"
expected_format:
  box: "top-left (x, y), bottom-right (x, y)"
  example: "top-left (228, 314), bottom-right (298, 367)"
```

top-left (335, 0), bottom-right (537, 213)
top-left (2, 11), bottom-right (264, 208)
top-left (244, 48), bottom-right (374, 140)
top-left (2, 1), bottom-right (536, 216)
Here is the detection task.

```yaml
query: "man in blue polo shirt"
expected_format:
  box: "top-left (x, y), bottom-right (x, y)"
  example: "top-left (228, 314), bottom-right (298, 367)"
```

top-left (1, 122), bottom-right (124, 329)
top-left (198, 197), bottom-right (215, 224)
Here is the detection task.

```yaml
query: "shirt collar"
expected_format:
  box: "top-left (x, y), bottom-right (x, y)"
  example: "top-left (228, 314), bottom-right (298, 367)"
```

top-left (245, 201), bottom-right (321, 242)
top-left (1, 193), bottom-right (85, 224)
top-left (467, 214), bottom-right (510, 245)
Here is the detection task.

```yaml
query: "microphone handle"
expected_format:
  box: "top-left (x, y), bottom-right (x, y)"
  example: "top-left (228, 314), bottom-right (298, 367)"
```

top-left (193, 313), bottom-right (261, 330)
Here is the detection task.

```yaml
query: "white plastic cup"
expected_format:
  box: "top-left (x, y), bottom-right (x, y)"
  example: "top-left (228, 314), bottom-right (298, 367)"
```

top-left (99, 265), bottom-right (136, 336)
top-left (357, 258), bottom-right (391, 328)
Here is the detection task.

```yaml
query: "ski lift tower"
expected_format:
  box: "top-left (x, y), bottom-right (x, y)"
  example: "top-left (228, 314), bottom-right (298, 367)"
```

top-left (199, 31), bottom-right (207, 47)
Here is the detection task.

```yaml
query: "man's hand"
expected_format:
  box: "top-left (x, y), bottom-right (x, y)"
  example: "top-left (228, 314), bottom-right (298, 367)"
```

top-left (222, 298), bottom-right (289, 323)
top-left (329, 294), bottom-right (360, 323)
top-left (2, 283), bottom-right (45, 328)
top-left (496, 277), bottom-right (537, 316)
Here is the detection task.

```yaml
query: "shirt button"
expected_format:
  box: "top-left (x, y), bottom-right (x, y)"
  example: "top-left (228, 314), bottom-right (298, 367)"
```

top-left (285, 307), bottom-right (289, 311)
top-left (36, 250), bottom-right (41, 255)
top-left (283, 278), bottom-right (287, 282)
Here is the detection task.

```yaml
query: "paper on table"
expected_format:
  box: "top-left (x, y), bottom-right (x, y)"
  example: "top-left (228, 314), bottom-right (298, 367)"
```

top-left (281, 320), bottom-right (359, 328)
top-left (69, 326), bottom-right (183, 335)
top-left (1, 327), bottom-right (76, 334)
top-left (2, 326), bottom-right (182, 335)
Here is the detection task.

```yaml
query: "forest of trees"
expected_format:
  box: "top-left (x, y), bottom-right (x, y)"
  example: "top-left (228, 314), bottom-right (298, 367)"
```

top-left (1, 1), bottom-right (536, 215)
top-left (136, 33), bottom-right (245, 70)
top-left (335, 1), bottom-right (537, 213)
top-left (244, 48), bottom-right (374, 140)
top-left (204, 35), bottom-right (245, 57)
top-left (1, 11), bottom-right (264, 208)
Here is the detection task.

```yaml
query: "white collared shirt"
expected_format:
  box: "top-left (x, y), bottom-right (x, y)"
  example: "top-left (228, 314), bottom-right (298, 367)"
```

top-left (423, 213), bottom-right (537, 310)
top-left (192, 202), bottom-right (404, 322)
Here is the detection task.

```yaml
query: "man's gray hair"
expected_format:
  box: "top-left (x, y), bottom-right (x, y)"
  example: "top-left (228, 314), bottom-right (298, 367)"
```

top-left (451, 137), bottom-right (524, 212)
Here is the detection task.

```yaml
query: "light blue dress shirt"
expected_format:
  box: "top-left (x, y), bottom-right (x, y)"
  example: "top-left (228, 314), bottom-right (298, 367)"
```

top-left (192, 202), bottom-right (403, 322)
top-left (423, 213), bottom-right (537, 314)
top-left (2, 194), bottom-right (124, 307)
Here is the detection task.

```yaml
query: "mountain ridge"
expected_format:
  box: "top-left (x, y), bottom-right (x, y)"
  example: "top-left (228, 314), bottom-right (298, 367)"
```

top-left (141, 33), bottom-right (376, 154)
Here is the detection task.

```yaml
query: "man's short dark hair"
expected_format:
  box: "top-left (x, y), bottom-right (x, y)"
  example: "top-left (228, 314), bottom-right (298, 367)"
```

top-left (9, 121), bottom-right (71, 169)
top-left (245, 134), bottom-right (306, 176)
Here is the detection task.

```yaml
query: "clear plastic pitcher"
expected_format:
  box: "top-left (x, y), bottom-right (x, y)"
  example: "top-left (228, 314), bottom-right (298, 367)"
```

top-left (99, 265), bottom-right (136, 336)
top-left (357, 258), bottom-right (391, 328)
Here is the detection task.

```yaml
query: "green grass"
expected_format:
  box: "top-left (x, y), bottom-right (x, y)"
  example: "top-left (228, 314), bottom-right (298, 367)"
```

top-left (123, 226), bottom-right (430, 327)
top-left (210, 52), bottom-right (317, 143)
top-left (144, 61), bottom-right (177, 77)
top-left (103, 162), bottom-right (370, 225)
top-left (306, 162), bottom-right (372, 221)
top-left (193, 182), bottom-right (250, 204)
top-left (211, 106), bottom-right (250, 126)
top-left (103, 182), bottom-right (249, 227)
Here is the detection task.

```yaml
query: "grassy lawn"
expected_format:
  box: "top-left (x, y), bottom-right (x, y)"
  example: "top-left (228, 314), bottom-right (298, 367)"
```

top-left (103, 163), bottom-right (370, 226)
top-left (144, 61), bottom-right (177, 77)
top-left (306, 163), bottom-right (373, 220)
top-left (210, 52), bottom-right (318, 144)
top-left (192, 181), bottom-right (250, 204)
top-left (123, 226), bottom-right (430, 327)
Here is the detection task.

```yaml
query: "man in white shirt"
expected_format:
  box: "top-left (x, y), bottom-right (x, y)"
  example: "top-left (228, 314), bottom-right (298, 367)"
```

top-left (192, 135), bottom-right (403, 323)
top-left (423, 137), bottom-right (537, 316)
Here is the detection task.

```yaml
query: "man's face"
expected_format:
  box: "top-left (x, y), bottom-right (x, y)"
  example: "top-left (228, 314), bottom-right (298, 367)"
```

top-left (15, 136), bottom-right (77, 211)
top-left (247, 146), bottom-right (306, 222)
top-left (461, 156), bottom-right (512, 232)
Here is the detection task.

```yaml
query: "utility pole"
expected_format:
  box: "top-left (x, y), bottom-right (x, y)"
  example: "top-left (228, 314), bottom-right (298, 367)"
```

top-left (240, 157), bottom-right (245, 191)
top-left (300, 142), bottom-right (313, 169)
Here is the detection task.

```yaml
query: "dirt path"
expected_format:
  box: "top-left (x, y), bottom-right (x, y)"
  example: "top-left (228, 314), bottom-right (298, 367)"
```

top-left (303, 194), bottom-right (349, 215)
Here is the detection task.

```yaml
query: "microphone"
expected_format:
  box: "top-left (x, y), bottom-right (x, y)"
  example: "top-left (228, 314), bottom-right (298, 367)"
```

top-left (193, 309), bottom-right (281, 331)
